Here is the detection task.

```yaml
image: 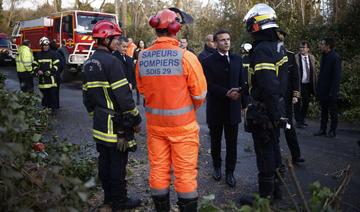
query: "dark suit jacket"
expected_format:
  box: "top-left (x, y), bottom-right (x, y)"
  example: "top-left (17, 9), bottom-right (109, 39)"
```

top-left (295, 53), bottom-right (317, 95)
top-left (287, 51), bottom-right (300, 99)
top-left (113, 51), bottom-right (136, 87)
top-left (202, 51), bottom-right (245, 125)
top-left (316, 50), bottom-right (341, 100)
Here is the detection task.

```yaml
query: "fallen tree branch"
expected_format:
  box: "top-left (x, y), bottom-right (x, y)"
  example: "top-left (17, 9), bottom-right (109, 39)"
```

top-left (276, 169), bottom-right (300, 212)
top-left (286, 157), bottom-right (311, 212)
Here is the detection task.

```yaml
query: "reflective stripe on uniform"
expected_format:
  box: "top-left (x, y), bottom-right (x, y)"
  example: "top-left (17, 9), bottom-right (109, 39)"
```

top-left (151, 188), bottom-right (170, 196)
top-left (177, 191), bottom-right (198, 199)
top-left (38, 76), bottom-right (57, 89)
top-left (103, 88), bottom-right (114, 134)
top-left (254, 63), bottom-right (276, 71)
top-left (123, 107), bottom-right (139, 116)
top-left (38, 59), bottom-right (53, 63)
top-left (191, 91), bottom-right (207, 100)
top-left (111, 78), bottom-right (128, 90)
top-left (145, 105), bottom-right (194, 116)
top-left (275, 55), bottom-right (288, 76)
top-left (93, 129), bottom-right (117, 143)
top-left (83, 81), bottom-right (111, 90)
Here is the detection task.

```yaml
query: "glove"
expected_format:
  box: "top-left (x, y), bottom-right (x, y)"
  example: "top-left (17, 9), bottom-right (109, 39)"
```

top-left (117, 138), bottom-right (128, 152)
top-left (127, 139), bottom-right (137, 152)
top-left (37, 70), bottom-right (44, 76)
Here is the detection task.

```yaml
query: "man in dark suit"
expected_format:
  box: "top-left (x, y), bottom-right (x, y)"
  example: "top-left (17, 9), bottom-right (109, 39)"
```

top-left (314, 38), bottom-right (341, 138)
top-left (113, 37), bottom-right (136, 89)
top-left (198, 34), bottom-right (216, 62)
top-left (202, 29), bottom-right (246, 188)
top-left (294, 41), bottom-right (317, 128)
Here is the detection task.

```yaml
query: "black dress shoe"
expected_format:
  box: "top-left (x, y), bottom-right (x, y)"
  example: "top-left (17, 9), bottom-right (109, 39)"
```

top-left (314, 130), bottom-right (326, 136)
top-left (327, 131), bottom-right (336, 138)
top-left (292, 157), bottom-right (305, 164)
top-left (212, 167), bottom-right (221, 181)
top-left (225, 173), bottom-right (236, 188)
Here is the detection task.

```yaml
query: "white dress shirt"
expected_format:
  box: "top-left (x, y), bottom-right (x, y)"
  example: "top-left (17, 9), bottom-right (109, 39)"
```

top-left (301, 55), bottom-right (310, 83)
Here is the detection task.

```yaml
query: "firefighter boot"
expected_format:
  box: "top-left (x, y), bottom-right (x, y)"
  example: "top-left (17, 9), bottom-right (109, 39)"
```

top-left (112, 197), bottom-right (141, 211)
top-left (273, 178), bottom-right (283, 200)
top-left (152, 193), bottom-right (170, 212)
top-left (259, 175), bottom-right (274, 200)
top-left (177, 197), bottom-right (198, 212)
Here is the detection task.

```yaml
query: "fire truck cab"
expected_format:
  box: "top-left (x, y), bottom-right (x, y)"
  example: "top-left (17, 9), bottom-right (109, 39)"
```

top-left (12, 10), bottom-right (118, 73)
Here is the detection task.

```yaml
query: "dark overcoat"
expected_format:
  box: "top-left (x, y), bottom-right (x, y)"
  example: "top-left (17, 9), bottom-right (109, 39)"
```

top-left (202, 51), bottom-right (245, 125)
top-left (316, 50), bottom-right (341, 100)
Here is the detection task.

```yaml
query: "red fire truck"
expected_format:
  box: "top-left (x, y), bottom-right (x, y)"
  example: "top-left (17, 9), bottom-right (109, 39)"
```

top-left (12, 10), bottom-right (118, 75)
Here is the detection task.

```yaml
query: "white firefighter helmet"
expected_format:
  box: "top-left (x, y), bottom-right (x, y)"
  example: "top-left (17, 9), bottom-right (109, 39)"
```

top-left (241, 43), bottom-right (252, 53)
top-left (39, 37), bottom-right (50, 46)
top-left (243, 3), bottom-right (278, 33)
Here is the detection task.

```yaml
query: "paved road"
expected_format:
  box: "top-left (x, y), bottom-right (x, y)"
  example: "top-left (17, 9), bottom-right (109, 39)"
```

top-left (2, 66), bottom-right (360, 211)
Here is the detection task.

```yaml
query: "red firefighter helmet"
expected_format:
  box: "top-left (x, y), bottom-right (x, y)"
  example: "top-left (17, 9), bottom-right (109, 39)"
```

top-left (92, 20), bottom-right (122, 39)
top-left (149, 9), bottom-right (181, 35)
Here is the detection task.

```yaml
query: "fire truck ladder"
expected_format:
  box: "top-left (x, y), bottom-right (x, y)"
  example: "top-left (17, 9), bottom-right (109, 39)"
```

top-left (68, 41), bottom-right (95, 65)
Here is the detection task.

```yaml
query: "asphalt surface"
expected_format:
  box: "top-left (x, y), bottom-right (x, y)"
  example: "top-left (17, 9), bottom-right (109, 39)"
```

top-left (2, 65), bottom-right (360, 211)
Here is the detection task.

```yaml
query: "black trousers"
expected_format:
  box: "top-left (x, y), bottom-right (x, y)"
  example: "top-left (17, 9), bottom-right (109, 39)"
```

top-left (18, 76), bottom-right (34, 93)
top-left (96, 143), bottom-right (128, 203)
top-left (40, 87), bottom-right (57, 109)
top-left (54, 77), bottom-right (61, 109)
top-left (209, 124), bottom-right (238, 173)
top-left (320, 99), bottom-right (338, 132)
top-left (295, 83), bottom-right (311, 124)
top-left (285, 98), bottom-right (301, 159)
top-left (252, 128), bottom-right (282, 197)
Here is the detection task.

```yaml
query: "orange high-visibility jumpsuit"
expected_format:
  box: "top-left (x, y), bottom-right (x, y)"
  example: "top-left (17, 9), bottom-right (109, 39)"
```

top-left (136, 37), bottom-right (207, 199)
top-left (126, 42), bottom-right (137, 58)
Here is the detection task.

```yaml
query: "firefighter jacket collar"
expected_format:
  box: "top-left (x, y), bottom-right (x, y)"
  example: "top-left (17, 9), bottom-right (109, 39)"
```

top-left (154, 37), bottom-right (179, 47)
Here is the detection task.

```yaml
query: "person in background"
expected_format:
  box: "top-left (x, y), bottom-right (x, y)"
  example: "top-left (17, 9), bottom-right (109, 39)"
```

top-left (277, 29), bottom-right (305, 164)
top-left (49, 40), bottom-right (63, 109)
top-left (15, 39), bottom-right (34, 92)
top-left (180, 38), bottom-right (195, 53)
top-left (198, 34), bottom-right (216, 62)
top-left (133, 40), bottom-right (146, 105)
top-left (113, 37), bottom-right (136, 90)
top-left (33, 37), bottom-right (59, 113)
top-left (314, 38), bottom-right (341, 138)
top-left (294, 41), bottom-right (317, 128)
top-left (126, 38), bottom-right (137, 58)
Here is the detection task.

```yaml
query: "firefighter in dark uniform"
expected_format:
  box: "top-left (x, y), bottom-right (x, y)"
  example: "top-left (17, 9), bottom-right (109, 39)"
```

top-left (82, 20), bottom-right (142, 211)
top-left (242, 3), bottom-right (288, 202)
top-left (33, 37), bottom-right (60, 112)
top-left (277, 29), bottom-right (306, 164)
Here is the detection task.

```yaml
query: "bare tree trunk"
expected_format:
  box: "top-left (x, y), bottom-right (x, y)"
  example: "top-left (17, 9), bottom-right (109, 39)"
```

top-left (115, 0), bottom-right (120, 24)
top-left (54, 0), bottom-right (62, 12)
top-left (121, 0), bottom-right (127, 36)
top-left (99, 0), bottom-right (106, 11)
top-left (301, 0), bottom-right (305, 25)
top-left (7, 0), bottom-right (18, 28)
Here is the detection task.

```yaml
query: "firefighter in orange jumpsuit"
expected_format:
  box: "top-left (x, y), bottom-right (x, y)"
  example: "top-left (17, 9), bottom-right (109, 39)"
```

top-left (135, 9), bottom-right (207, 212)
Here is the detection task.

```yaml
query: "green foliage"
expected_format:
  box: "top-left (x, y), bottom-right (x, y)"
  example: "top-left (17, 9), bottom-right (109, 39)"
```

top-left (199, 194), bottom-right (222, 212)
top-left (0, 89), bottom-right (95, 211)
top-left (309, 181), bottom-right (335, 212)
